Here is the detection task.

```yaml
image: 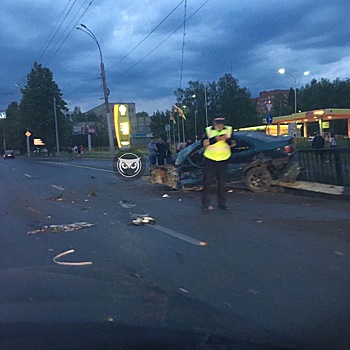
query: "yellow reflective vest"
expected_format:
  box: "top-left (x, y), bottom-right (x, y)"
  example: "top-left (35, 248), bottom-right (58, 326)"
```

top-left (203, 126), bottom-right (232, 161)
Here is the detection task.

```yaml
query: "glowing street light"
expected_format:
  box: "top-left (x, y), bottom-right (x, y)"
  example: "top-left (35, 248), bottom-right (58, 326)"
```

top-left (278, 68), bottom-right (310, 117)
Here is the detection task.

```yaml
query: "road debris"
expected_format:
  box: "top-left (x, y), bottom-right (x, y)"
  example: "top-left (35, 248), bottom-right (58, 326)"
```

top-left (87, 189), bottom-right (97, 197)
top-left (132, 215), bottom-right (156, 226)
top-left (53, 249), bottom-right (93, 266)
top-left (27, 222), bottom-right (95, 235)
top-left (49, 194), bottom-right (66, 202)
top-left (178, 287), bottom-right (189, 294)
top-left (335, 251), bottom-right (344, 256)
top-left (119, 200), bottom-right (136, 209)
top-left (162, 194), bottom-right (170, 198)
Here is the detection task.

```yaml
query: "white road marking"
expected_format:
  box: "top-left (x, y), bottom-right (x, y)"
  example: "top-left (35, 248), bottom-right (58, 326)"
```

top-left (43, 161), bottom-right (114, 173)
top-left (25, 173), bottom-right (32, 178)
top-left (151, 224), bottom-right (207, 246)
top-left (51, 184), bottom-right (65, 191)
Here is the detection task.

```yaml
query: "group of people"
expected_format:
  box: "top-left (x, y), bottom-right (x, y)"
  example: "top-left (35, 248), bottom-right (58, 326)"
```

top-left (148, 138), bottom-right (174, 166)
top-left (311, 133), bottom-right (337, 150)
top-left (67, 145), bottom-right (84, 159)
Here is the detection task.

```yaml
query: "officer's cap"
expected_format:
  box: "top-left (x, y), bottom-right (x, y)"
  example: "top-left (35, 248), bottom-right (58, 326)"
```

top-left (213, 116), bottom-right (225, 124)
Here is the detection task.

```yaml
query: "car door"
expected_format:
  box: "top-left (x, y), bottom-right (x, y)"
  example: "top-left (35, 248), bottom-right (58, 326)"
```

top-left (227, 138), bottom-right (255, 182)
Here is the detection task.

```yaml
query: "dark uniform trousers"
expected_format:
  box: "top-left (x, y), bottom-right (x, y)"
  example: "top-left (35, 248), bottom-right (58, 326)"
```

top-left (201, 157), bottom-right (229, 208)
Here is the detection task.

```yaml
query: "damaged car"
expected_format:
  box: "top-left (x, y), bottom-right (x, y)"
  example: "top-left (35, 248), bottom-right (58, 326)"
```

top-left (150, 131), bottom-right (299, 192)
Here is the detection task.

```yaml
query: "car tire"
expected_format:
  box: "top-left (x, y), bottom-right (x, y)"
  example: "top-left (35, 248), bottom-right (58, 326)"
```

top-left (245, 167), bottom-right (272, 193)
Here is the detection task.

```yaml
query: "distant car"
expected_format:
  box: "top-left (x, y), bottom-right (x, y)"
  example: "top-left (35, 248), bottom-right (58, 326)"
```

top-left (151, 132), bottom-right (299, 192)
top-left (3, 150), bottom-right (15, 159)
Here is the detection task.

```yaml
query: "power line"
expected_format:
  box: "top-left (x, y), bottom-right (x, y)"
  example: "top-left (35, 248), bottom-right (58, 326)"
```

top-left (119, 0), bottom-right (211, 76)
top-left (108, 0), bottom-right (185, 72)
top-left (36, 0), bottom-right (78, 64)
top-left (45, 0), bottom-right (94, 66)
top-left (69, 0), bottom-right (185, 98)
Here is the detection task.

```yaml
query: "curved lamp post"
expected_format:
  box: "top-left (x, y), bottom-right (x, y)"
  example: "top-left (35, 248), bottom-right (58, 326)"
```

top-left (278, 68), bottom-right (310, 117)
top-left (77, 24), bottom-right (115, 156)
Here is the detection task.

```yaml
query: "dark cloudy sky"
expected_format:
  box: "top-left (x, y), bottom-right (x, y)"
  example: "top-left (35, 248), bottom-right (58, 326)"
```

top-left (1, 0), bottom-right (349, 114)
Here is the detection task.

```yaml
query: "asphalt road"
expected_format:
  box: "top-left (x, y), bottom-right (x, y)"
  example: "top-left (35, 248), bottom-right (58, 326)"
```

top-left (1, 156), bottom-right (349, 350)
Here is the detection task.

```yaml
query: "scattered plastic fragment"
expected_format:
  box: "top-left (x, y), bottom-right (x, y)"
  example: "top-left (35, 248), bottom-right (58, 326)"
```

top-left (335, 251), bottom-right (344, 256)
top-left (178, 287), bottom-right (189, 294)
top-left (119, 200), bottom-right (136, 209)
top-left (162, 194), bottom-right (170, 198)
top-left (27, 222), bottom-right (95, 235)
top-left (132, 216), bottom-right (156, 226)
top-left (256, 219), bottom-right (263, 224)
top-left (53, 249), bottom-right (92, 266)
top-left (107, 317), bottom-right (114, 322)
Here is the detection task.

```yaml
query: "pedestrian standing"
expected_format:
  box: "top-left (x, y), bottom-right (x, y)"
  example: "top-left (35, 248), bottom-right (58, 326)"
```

top-left (201, 116), bottom-right (234, 211)
top-left (156, 137), bottom-right (167, 165)
top-left (148, 138), bottom-right (158, 166)
top-left (329, 133), bottom-right (337, 149)
top-left (312, 132), bottom-right (325, 163)
top-left (165, 139), bottom-right (174, 164)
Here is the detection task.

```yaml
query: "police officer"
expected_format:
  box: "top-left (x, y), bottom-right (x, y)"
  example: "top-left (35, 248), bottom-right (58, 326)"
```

top-left (201, 116), bottom-right (234, 211)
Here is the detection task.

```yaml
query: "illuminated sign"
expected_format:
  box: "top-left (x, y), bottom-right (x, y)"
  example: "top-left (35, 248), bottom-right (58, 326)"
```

top-left (114, 104), bottom-right (130, 148)
top-left (34, 138), bottom-right (45, 146)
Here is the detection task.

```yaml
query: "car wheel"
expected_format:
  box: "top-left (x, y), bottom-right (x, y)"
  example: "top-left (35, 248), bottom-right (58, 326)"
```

top-left (245, 167), bottom-right (272, 193)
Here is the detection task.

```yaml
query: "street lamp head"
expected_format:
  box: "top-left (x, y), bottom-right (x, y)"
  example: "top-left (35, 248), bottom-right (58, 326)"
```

top-left (278, 68), bottom-right (285, 75)
top-left (80, 23), bottom-right (87, 28)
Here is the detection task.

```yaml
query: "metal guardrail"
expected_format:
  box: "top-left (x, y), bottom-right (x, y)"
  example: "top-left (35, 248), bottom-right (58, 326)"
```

top-left (297, 149), bottom-right (350, 187)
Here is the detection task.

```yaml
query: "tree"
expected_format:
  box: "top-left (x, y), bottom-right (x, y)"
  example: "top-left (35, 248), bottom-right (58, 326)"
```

top-left (174, 74), bottom-right (259, 139)
top-left (0, 102), bottom-right (24, 152)
top-left (149, 110), bottom-right (168, 140)
top-left (19, 62), bottom-right (71, 153)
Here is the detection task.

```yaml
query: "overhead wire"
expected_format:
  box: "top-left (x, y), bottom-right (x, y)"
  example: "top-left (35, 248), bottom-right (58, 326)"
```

top-left (119, 0), bottom-right (210, 76)
top-left (45, 0), bottom-right (94, 66)
top-left (68, 0), bottom-right (185, 97)
top-left (36, 0), bottom-right (78, 64)
top-left (108, 0), bottom-right (185, 72)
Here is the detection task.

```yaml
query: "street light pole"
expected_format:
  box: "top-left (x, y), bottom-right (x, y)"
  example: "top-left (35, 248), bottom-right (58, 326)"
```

top-left (278, 68), bottom-right (310, 118)
top-left (192, 94), bottom-right (198, 140)
top-left (53, 97), bottom-right (60, 156)
top-left (204, 85), bottom-right (208, 126)
top-left (77, 24), bottom-right (115, 156)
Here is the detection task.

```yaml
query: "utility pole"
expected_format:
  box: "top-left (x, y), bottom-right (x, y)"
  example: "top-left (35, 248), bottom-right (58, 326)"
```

top-left (77, 24), bottom-right (116, 156)
top-left (53, 97), bottom-right (60, 156)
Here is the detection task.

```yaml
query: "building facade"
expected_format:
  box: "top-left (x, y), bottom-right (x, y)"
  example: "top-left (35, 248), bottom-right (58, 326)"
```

top-left (254, 89), bottom-right (289, 115)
